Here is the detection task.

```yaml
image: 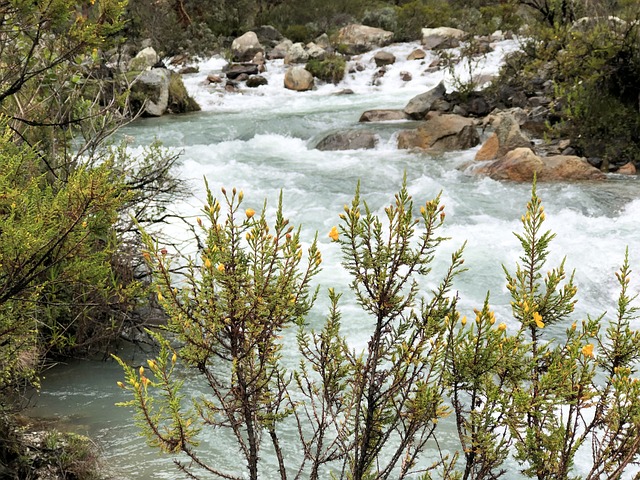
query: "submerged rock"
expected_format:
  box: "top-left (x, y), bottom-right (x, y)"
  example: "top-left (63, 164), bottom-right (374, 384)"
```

top-left (315, 129), bottom-right (378, 151)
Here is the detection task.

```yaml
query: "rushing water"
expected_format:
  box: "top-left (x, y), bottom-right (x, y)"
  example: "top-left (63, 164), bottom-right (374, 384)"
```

top-left (27, 39), bottom-right (640, 479)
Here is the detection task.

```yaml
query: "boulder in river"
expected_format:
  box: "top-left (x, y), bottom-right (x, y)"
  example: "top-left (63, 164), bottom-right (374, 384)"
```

top-left (475, 112), bottom-right (532, 161)
top-left (269, 39), bottom-right (293, 60)
top-left (284, 42), bottom-right (309, 64)
top-left (374, 51), bottom-right (396, 67)
top-left (128, 46), bottom-right (159, 71)
top-left (246, 75), bottom-right (268, 88)
top-left (225, 63), bottom-right (260, 80)
top-left (315, 129), bottom-right (378, 151)
top-left (359, 109), bottom-right (409, 122)
top-left (407, 49), bottom-right (427, 60)
top-left (397, 112), bottom-right (480, 152)
top-left (284, 67), bottom-right (314, 91)
top-left (129, 68), bottom-right (170, 116)
top-left (403, 81), bottom-right (446, 120)
top-left (336, 24), bottom-right (393, 54)
top-left (472, 148), bottom-right (606, 181)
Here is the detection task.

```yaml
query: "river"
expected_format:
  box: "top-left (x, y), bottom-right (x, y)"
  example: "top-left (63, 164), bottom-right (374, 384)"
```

top-left (27, 39), bottom-right (640, 479)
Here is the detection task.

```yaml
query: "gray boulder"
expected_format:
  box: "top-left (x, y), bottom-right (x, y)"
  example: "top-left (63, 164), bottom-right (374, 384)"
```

top-left (269, 39), bottom-right (293, 60)
top-left (225, 63), bottom-right (260, 79)
top-left (403, 81), bottom-right (446, 120)
top-left (306, 42), bottom-right (327, 60)
top-left (130, 68), bottom-right (170, 116)
top-left (315, 130), bottom-right (378, 151)
top-left (253, 25), bottom-right (283, 48)
top-left (475, 112), bottom-right (532, 161)
top-left (246, 75), bottom-right (268, 88)
top-left (359, 109), bottom-right (409, 122)
top-left (128, 46), bottom-right (159, 71)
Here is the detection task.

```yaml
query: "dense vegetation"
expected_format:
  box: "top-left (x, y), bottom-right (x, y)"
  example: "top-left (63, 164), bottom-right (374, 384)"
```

top-left (1, 0), bottom-right (640, 478)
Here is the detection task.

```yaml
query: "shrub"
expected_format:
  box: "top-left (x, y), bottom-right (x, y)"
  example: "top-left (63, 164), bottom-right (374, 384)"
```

top-left (305, 55), bottom-right (346, 84)
top-left (117, 180), bottom-right (640, 480)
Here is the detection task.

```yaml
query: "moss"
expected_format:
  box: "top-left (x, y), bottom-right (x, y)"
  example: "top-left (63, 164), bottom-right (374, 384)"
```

top-left (306, 55), bottom-right (346, 84)
top-left (168, 72), bottom-right (201, 114)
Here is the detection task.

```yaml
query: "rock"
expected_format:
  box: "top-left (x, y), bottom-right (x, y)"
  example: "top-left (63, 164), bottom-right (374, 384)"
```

top-left (169, 53), bottom-right (190, 66)
top-left (235, 73), bottom-right (250, 82)
top-left (336, 24), bottom-right (393, 54)
top-left (334, 89), bottom-right (355, 95)
top-left (359, 109), bottom-right (409, 122)
top-left (616, 162), bottom-right (637, 175)
top-left (253, 25), bottom-right (283, 48)
top-left (306, 42), bottom-right (326, 60)
top-left (403, 81), bottom-right (446, 120)
top-left (284, 42), bottom-right (309, 64)
top-left (129, 68), bottom-right (170, 116)
top-left (251, 51), bottom-right (265, 65)
top-left (207, 74), bottom-right (223, 83)
top-left (475, 112), bottom-right (532, 161)
top-left (284, 67), bottom-right (314, 91)
top-left (315, 129), bottom-right (378, 150)
top-left (231, 31), bottom-right (264, 62)
top-left (179, 66), bottom-right (199, 74)
top-left (269, 39), bottom-right (293, 60)
top-left (372, 68), bottom-right (386, 86)
top-left (246, 75), bottom-right (268, 88)
top-left (167, 71), bottom-right (201, 113)
top-left (315, 33), bottom-right (331, 50)
top-left (128, 46), bottom-right (159, 71)
top-left (374, 51), bottom-right (396, 67)
top-left (400, 71), bottom-right (412, 82)
top-left (225, 63), bottom-right (259, 79)
top-left (421, 27), bottom-right (466, 50)
top-left (473, 148), bottom-right (606, 181)
top-left (397, 112), bottom-right (480, 152)
top-left (407, 48), bottom-right (426, 60)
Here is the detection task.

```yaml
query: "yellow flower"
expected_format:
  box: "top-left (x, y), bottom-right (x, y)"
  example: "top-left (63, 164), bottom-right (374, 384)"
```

top-left (139, 366), bottom-right (144, 376)
top-left (245, 208), bottom-right (256, 218)
top-left (582, 344), bottom-right (594, 358)
top-left (147, 359), bottom-right (156, 369)
top-left (461, 315), bottom-right (467, 326)
top-left (329, 226), bottom-right (339, 241)
top-left (217, 264), bottom-right (225, 272)
top-left (117, 381), bottom-right (125, 389)
top-left (204, 258), bottom-right (212, 269)
top-left (172, 352), bottom-right (177, 364)
top-left (498, 322), bottom-right (507, 331)
top-left (533, 312), bottom-right (544, 329)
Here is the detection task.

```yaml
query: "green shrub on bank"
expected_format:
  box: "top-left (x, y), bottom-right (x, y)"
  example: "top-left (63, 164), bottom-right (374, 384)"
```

top-left (306, 55), bottom-right (346, 84)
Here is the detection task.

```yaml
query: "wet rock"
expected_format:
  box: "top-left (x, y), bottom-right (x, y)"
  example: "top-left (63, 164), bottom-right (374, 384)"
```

top-left (403, 81), bottom-right (446, 120)
top-left (475, 112), bottom-right (532, 161)
top-left (207, 74), bottom-right (223, 84)
top-left (400, 71), bottom-right (412, 82)
top-left (225, 63), bottom-right (260, 79)
top-left (246, 75), bottom-right (268, 88)
top-left (315, 129), bottom-right (378, 151)
top-left (472, 148), bottom-right (606, 181)
top-left (407, 49), bottom-right (426, 60)
top-left (359, 109), bottom-right (409, 122)
top-left (616, 162), bottom-right (636, 175)
top-left (284, 67), bottom-right (314, 91)
top-left (374, 51), bottom-right (396, 67)
top-left (179, 66), bottom-right (199, 74)
top-left (397, 112), bottom-right (480, 152)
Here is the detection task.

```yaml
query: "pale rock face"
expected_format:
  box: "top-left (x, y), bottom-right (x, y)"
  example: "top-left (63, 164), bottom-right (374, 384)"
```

top-left (336, 24), bottom-right (393, 54)
top-left (284, 43), bottom-right (309, 65)
top-left (421, 27), bottom-right (466, 49)
top-left (231, 32), bottom-right (264, 62)
top-left (397, 113), bottom-right (480, 152)
top-left (128, 46), bottom-right (159, 71)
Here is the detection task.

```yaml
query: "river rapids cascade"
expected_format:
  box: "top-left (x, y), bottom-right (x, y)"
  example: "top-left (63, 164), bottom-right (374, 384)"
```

top-left (28, 39), bottom-right (640, 479)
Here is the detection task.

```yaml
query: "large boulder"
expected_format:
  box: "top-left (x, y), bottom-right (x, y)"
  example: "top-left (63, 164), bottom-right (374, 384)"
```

top-left (167, 71), bottom-right (200, 113)
top-left (359, 109), bottom-right (409, 122)
top-left (128, 46), bottom-right (159, 71)
top-left (336, 24), bottom-right (393, 54)
top-left (246, 75), bottom-right (268, 88)
top-left (284, 43), bottom-right (309, 64)
top-left (421, 27), bottom-right (466, 49)
top-left (475, 112), bottom-right (532, 161)
top-left (306, 42), bottom-right (327, 60)
top-left (315, 130), bottom-right (378, 151)
top-left (284, 67), bottom-right (314, 91)
top-left (374, 51), bottom-right (396, 67)
top-left (231, 31), bottom-right (264, 62)
top-left (403, 81), bottom-right (446, 120)
top-left (129, 68), bottom-right (170, 117)
top-left (397, 112), bottom-right (480, 152)
top-left (472, 148), bottom-right (606, 181)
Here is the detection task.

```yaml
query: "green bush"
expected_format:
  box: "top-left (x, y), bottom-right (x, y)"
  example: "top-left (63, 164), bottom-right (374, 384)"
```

top-left (395, 0), bottom-right (455, 41)
top-left (306, 55), bottom-right (346, 84)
